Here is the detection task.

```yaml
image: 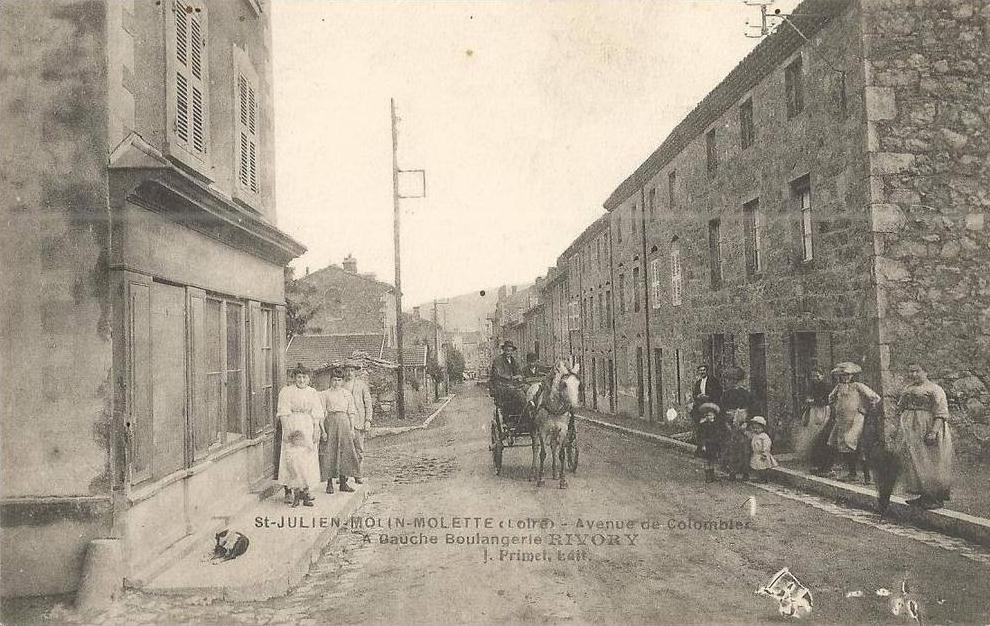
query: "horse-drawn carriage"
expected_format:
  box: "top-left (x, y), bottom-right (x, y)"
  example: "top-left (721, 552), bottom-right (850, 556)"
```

top-left (489, 371), bottom-right (579, 483)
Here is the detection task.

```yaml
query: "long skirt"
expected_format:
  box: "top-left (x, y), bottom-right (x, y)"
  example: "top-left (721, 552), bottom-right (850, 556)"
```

top-left (720, 427), bottom-right (752, 476)
top-left (320, 411), bottom-right (360, 480)
top-left (277, 413), bottom-right (321, 490)
top-left (897, 409), bottom-right (954, 501)
top-left (793, 405), bottom-right (829, 458)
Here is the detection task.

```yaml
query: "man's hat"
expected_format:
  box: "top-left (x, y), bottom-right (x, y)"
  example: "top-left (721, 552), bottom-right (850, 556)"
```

top-left (501, 340), bottom-right (517, 351)
top-left (749, 415), bottom-right (768, 427)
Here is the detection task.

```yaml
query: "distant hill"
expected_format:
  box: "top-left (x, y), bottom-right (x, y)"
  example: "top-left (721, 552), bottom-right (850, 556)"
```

top-left (410, 284), bottom-right (528, 333)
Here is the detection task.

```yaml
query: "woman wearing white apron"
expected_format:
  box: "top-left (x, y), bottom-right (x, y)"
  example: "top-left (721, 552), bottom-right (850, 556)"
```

top-left (276, 364), bottom-right (323, 506)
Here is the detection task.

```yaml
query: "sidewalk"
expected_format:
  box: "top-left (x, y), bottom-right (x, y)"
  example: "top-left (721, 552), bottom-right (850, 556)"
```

top-left (135, 485), bottom-right (368, 602)
top-left (576, 409), bottom-right (990, 549)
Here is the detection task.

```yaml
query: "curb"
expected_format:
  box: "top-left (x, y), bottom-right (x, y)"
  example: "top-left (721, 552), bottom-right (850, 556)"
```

top-left (577, 414), bottom-right (990, 548)
top-left (367, 394), bottom-right (455, 439)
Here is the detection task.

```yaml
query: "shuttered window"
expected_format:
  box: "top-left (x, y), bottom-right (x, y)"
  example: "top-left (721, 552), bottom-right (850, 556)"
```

top-left (650, 258), bottom-right (661, 307)
top-left (670, 241), bottom-right (683, 306)
top-left (169, 0), bottom-right (209, 167)
top-left (237, 75), bottom-right (259, 194)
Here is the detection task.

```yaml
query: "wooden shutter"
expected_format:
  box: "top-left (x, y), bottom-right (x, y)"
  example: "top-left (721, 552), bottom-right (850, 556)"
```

top-left (125, 274), bottom-right (154, 484)
top-left (186, 287), bottom-right (208, 462)
top-left (274, 305), bottom-right (287, 405)
top-left (235, 48), bottom-right (261, 197)
top-left (170, 0), bottom-right (208, 161)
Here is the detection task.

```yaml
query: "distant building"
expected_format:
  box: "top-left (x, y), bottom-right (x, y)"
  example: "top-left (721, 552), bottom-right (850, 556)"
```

top-left (1, 0), bottom-right (304, 597)
top-left (292, 255), bottom-right (397, 346)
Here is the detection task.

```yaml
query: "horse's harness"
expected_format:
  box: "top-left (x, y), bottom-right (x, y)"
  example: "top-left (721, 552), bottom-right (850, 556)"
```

top-left (535, 372), bottom-right (577, 417)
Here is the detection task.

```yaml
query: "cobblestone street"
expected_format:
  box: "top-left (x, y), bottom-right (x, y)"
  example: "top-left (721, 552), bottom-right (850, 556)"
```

top-left (10, 385), bottom-right (986, 625)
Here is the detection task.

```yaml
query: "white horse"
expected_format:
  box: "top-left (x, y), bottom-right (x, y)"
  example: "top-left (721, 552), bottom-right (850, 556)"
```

top-left (529, 360), bottom-right (581, 488)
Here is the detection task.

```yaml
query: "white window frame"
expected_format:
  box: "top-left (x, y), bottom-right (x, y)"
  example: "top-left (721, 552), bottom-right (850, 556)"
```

top-left (800, 187), bottom-right (814, 262)
top-left (670, 244), bottom-right (683, 307)
top-left (166, 0), bottom-right (211, 174)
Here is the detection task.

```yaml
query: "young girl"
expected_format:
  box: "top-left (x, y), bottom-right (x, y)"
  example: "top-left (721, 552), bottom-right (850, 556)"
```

top-left (694, 402), bottom-right (723, 483)
top-left (749, 416), bottom-right (778, 482)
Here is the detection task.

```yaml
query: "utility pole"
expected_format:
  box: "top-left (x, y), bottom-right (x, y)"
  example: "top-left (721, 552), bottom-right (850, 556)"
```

top-left (390, 98), bottom-right (426, 419)
top-left (391, 98), bottom-right (405, 419)
top-left (433, 298), bottom-right (450, 397)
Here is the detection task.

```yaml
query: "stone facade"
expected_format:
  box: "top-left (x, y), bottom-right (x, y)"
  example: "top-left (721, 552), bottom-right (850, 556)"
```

top-left (861, 0), bottom-right (990, 446)
top-left (501, 0), bottom-right (988, 454)
top-left (293, 259), bottom-right (397, 344)
top-left (1, 0), bottom-right (304, 597)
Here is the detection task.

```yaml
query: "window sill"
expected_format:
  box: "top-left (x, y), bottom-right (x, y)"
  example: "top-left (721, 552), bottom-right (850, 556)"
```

top-left (126, 434), bottom-right (267, 505)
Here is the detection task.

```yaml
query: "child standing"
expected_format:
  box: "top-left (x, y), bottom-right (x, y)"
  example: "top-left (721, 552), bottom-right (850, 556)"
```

top-left (749, 416), bottom-right (778, 482)
top-left (694, 402), bottom-right (723, 483)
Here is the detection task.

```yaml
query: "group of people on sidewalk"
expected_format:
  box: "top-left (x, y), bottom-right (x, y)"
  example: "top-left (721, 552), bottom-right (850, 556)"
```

top-left (691, 365), bottom-right (779, 484)
top-left (690, 361), bottom-right (956, 511)
top-left (274, 360), bottom-right (374, 507)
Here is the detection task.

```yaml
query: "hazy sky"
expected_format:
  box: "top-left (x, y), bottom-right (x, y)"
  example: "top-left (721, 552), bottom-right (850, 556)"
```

top-left (271, 0), bottom-right (798, 305)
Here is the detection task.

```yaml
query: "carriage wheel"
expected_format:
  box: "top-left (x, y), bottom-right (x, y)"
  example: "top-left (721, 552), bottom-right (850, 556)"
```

top-left (491, 422), bottom-right (503, 476)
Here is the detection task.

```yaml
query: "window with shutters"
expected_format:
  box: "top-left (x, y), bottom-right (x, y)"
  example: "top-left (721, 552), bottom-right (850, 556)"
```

top-left (632, 266), bottom-right (640, 313)
top-left (618, 273), bottom-right (626, 315)
top-left (785, 56), bottom-right (804, 118)
top-left (568, 301), bottom-right (580, 330)
top-left (708, 218), bottom-right (723, 289)
top-left (791, 175), bottom-right (814, 262)
top-left (670, 240), bottom-right (683, 306)
top-left (167, 0), bottom-right (210, 171)
top-left (706, 128), bottom-right (718, 176)
top-left (650, 258), bottom-right (661, 307)
top-left (740, 98), bottom-right (755, 149)
top-left (234, 46), bottom-right (262, 205)
top-left (743, 198), bottom-right (763, 277)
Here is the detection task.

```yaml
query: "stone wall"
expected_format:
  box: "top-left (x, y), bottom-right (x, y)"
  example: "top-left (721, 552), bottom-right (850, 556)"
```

top-left (862, 0), bottom-right (990, 453)
top-left (608, 1), bottom-right (876, 439)
top-left (0, 0), bottom-right (114, 596)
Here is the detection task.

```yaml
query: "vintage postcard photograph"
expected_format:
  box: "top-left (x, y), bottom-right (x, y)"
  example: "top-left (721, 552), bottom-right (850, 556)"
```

top-left (1, 0), bottom-right (989, 624)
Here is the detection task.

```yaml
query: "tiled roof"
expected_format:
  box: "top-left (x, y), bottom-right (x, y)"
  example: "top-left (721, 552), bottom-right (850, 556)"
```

top-left (382, 345), bottom-right (429, 367)
top-left (285, 333), bottom-right (384, 372)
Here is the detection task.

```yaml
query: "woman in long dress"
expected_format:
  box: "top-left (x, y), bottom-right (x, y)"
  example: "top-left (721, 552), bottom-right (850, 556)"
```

top-left (719, 369), bottom-right (754, 481)
top-left (896, 363), bottom-right (954, 509)
top-left (319, 367), bottom-right (361, 494)
top-left (275, 364), bottom-right (323, 507)
top-left (793, 368), bottom-right (833, 470)
top-left (827, 363), bottom-right (880, 482)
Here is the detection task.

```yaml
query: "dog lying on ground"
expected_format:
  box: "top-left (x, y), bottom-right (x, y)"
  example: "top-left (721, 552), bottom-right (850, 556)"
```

top-left (212, 529), bottom-right (250, 562)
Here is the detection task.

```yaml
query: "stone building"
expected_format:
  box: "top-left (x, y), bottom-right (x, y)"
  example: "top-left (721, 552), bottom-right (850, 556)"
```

top-left (558, 216), bottom-right (616, 413)
top-left (291, 255), bottom-right (398, 346)
top-left (1, 0), bottom-right (304, 597)
top-left (498, 0), bottom-right (989, 447)
top-left (542, 265), bottom-right (572, 368)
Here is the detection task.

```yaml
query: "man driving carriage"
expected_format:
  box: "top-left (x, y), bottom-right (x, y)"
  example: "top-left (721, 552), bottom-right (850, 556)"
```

top-left (489, 340), bottom-right (525, 412)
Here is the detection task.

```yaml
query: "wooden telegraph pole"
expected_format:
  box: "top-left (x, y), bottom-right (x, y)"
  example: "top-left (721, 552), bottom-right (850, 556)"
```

top-left (390, 98), bottom-right (426, 419)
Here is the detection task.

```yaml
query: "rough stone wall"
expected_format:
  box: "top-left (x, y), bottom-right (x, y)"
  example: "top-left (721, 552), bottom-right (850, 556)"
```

top-left (862, 0), bottom-right (990, 453)
top-left (616, 1), bottom-right (876, 440)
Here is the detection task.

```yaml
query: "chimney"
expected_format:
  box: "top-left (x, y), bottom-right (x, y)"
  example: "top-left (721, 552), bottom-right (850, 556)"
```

top-left (511, 285), bottom-right (517, 295)
top-left (342, 254), bottom-right (357, 273)
top-left (413, 306), bottom-right (421, 319)
top-left (305, 266), bottom-right (310, 276)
